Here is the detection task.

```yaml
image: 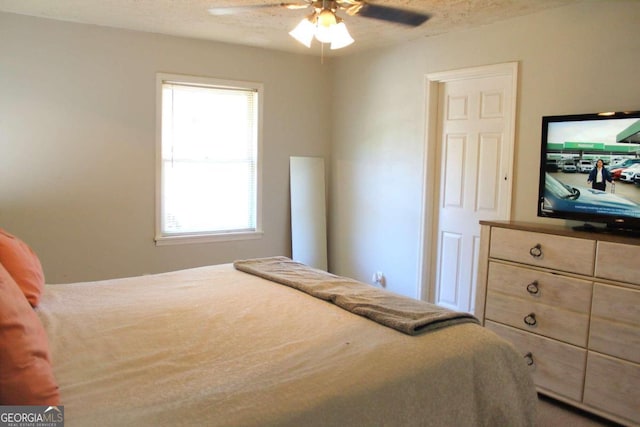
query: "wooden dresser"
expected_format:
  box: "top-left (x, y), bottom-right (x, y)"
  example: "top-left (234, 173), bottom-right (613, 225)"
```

top-left (476, 220), bottom-right (640, 426)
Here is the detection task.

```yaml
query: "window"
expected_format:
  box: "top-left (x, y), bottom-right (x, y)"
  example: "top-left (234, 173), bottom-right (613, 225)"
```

top-left (156, 73), bottom-right (262, 245)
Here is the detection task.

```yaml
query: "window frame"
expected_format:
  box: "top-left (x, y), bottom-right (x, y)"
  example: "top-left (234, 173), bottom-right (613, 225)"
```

top-left (154, 73), bottom-right (263, 246)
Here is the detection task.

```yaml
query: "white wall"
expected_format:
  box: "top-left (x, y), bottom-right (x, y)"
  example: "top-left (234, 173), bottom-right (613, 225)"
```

top-left (329, 1), bottom-right (640, 297)
top-left (0, 12), bottom-right (331, 283)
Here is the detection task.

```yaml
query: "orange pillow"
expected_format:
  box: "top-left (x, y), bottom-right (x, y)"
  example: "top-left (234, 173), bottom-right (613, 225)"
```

top-left (0, 262), bottom-right (60, 405)
top-left (0, 228), bottom-right (45, 307)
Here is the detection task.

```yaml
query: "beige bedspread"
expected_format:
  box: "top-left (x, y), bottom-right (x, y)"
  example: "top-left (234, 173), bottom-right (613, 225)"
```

top-left (37, 263), bottom-right (536, 427)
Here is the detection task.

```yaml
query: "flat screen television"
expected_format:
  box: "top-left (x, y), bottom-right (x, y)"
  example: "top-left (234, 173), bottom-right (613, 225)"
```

top-left (537, 110), bottom-right (640, 235)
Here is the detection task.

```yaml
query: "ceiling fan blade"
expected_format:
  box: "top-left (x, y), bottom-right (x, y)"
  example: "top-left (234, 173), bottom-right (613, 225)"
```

top-left (208, 3), bottom-right (310, 16)
top-left (354, 3), bottom-right (430, 27)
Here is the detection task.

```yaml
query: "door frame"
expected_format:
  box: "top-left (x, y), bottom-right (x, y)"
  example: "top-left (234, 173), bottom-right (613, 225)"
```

top-left (418, 62), bottom-right (518, 303)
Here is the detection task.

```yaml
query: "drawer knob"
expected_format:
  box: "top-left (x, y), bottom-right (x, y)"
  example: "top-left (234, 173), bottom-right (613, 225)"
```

top-left (529, 244), bottom-right (543, 258)
top-left (524, 352), bottom-right (534, 366)
top-left (523, 313), bottom-right (537, 327)
top-left (526, 281), bottom-right (540, 295)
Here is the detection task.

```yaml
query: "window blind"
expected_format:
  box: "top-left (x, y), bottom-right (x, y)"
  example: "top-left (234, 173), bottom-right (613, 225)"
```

top-left (160, 81), bottom-right (258, 236)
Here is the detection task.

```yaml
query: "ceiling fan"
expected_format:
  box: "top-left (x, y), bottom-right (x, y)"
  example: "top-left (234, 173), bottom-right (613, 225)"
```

top-left (208, 1), bottom-right (431, 50)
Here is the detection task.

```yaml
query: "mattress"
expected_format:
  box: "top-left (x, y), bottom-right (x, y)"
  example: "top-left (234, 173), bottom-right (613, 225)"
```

top-left (37, 262), bottom-right (536, 426)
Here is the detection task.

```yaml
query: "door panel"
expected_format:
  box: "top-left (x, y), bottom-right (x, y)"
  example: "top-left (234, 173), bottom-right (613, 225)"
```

top-left (477, 133), bottom-right (501, 211)
top-left (443, 135), bottom-right (465, 207)
top-left (438, 231), bottom-right (462, 306)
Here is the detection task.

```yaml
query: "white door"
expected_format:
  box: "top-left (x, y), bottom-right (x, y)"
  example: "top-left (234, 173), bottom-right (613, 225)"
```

top-left (421, 63), bottom-right (517, 313)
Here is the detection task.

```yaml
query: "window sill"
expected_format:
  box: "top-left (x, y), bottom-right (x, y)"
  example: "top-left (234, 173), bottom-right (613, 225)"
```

top-left (155, 230), bottom-right (264, 246)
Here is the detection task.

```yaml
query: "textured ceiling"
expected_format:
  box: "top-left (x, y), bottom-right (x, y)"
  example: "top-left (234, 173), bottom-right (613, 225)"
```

top-left (0, 0), bottom-right (578, 56)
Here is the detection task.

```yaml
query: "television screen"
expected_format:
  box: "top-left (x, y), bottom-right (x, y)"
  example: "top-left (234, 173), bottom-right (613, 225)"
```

top-left (537, 111), bottom-right (640, 233)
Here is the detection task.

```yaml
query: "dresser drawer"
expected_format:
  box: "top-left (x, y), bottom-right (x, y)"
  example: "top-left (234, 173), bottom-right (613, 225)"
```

top-left (487, 262), bottom-right (592, 313)
top-left (489, 228), bottom-right (595, 275)
top-left (589, 283), bottom-right (640, 363)
top-left (584, 352), bottom-right (640, 425)
top-left (595, 241), bottom-right (640, 286)
top-left (485, 292), bottom-right (589, 346)
top-left (486, 321), bottom-right (586, 401)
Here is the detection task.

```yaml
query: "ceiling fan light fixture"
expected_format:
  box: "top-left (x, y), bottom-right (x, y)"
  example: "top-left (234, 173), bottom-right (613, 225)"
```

top-left (329, 21), bottom-right (354, 49)
top-left (317, 8), bottom-right (337, 28)
top-left (289, 16), bottom-right (315, 48)
top-left (288, 6), bottom-right (354, 50)
top-left (314, 9), bottom-right (337, 43)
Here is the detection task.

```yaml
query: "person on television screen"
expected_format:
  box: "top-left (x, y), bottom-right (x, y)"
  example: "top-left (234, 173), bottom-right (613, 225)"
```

top-left (587, 159), bottom-right (613, 191)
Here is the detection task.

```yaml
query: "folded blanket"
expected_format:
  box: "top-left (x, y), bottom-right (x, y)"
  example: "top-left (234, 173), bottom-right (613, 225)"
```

top-left (233, 256), bottom-right (479, 335)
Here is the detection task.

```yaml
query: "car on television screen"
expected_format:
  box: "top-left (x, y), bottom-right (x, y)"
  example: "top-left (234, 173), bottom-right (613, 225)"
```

top-left (610, 158), bottom-right (640, 169)
top-left (619, 164), bottom-right (640, 183)
top-left (562, 161), bottom-right (577, 173)
top-left (609, 158), bottom-right (640, 179)
top-left (545, 160), bottom-right (559, 172)
top-left (577, 159), bottom-right (594, 173)
top-left (611, 168), bottom-right (624, 180)
top-left (541, 173), bottom-right (640, 217)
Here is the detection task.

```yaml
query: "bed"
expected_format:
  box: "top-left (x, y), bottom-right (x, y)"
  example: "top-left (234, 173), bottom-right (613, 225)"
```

top-left (29, 256), bottom-right (537, 426)
top-left (0, 237), bottom-right (536, 426)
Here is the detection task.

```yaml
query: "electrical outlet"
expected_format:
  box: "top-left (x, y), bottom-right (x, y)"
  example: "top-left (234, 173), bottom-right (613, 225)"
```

top-left (372, 271), bottom-right (385, 287)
